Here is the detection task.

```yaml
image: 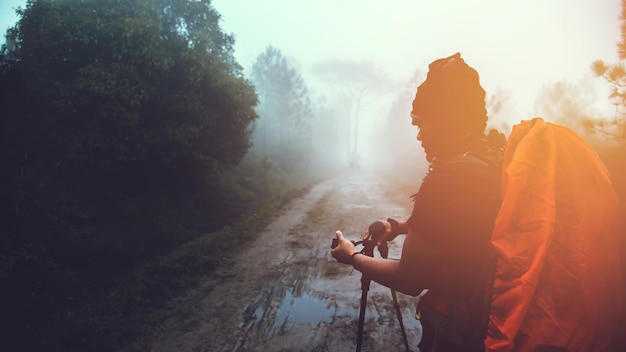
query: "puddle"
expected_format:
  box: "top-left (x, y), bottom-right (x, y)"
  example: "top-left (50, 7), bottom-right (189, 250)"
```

top-left (253, 305), bottom-right (265, 321)
top-left (236, 284), bottom-right (422, 349)
top-left (270, 289), bottom-right (345, 335)
top-left (268, 288), bottom-right (393, 333)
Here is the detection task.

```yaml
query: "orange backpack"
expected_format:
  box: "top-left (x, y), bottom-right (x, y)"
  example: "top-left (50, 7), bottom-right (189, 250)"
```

top-left (485, 118), bottom-right (625, 352)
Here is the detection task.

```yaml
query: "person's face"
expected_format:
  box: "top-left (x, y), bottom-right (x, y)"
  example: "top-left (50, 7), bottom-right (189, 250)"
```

top-left (412, 113), bottom-right (439, 162)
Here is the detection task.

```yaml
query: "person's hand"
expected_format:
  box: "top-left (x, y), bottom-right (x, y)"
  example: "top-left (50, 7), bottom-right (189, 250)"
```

top-left (363, 220), bottom-right (397, 259)
top-left (330, 230), bottom-right (358, 265)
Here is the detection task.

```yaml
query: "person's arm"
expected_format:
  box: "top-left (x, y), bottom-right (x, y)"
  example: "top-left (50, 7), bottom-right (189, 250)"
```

top-left (332, 228), bottom-right (440, 297)
top-left (363, 218), bottom-right (408, 243)
top-left (362, 218), bottom-right (408, 258)
top-left (390, 218), bottom-right (410, 237)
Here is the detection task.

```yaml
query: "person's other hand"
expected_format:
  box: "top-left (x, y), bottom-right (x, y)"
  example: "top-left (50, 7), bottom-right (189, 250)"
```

top-left (331, 230), bottom-right (357, 265)
top-left (363, 220), bottom-right (395, 258)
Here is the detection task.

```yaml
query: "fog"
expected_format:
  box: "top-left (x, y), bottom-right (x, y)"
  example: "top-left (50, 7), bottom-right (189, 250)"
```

top-left (1, 0), bottom-right (622, 181)
top-left (211, 0), bottom-right (622, 180)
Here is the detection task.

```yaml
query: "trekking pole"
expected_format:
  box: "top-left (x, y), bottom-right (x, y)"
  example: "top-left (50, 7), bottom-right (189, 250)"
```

top-left (331, 237), bottom-right (372, 352)
top-left (390, 287), bottom-right (411, 352)
top-left (354, 238), bottom-right (376, 352)
top-left (368, 221), bottom-right (411, 352)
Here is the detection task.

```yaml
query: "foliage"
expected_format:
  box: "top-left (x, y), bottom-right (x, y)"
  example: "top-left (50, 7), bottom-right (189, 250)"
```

top-left (0, 0), bottom-right (267, 350)
top-left (533, 80), bottom-right (610, 138)
top-left (250, 45), bottom-right (313, 173)
top-left (588, 1), bottom-right (626, 321)
top-left (589, 1), bottom-right (626, 273)
top-left (590, 0), bottom-right (626, 139)
top-left (6, 0), bottom-right (257, 191)
top-left (43, 187), bottom-right (306, 352)
top-left (592, 61), bottom-right (626, 119)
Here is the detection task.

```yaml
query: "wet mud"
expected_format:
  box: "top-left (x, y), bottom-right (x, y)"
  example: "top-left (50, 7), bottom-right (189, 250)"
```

top-left (147, 172), bottom-right (423, 352)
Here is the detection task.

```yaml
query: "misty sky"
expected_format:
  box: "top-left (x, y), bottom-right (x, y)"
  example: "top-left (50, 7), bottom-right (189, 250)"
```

top-left (211, 0), bottom-right (622, 123)
top-left (1, 0), bottom-right (622, 125)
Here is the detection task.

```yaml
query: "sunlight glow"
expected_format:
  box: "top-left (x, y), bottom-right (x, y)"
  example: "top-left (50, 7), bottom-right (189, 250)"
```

top-left (210, 0), bottom-right (621, 171)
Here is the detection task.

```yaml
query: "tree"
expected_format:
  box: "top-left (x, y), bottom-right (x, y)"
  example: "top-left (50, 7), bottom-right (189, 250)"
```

top-left (590, 2), bottom-right (626, 335)
top-left (0, 1), bottom-right (259, 349)
top-left (308, 95), bottom-right (344, 173)
top-left (1, 0), bottom-right (258, 205)
top-left (250, 46), bottom-right (313, 172)
top-left (591, 0), bottom-right (626, 139)
top-left (377, 70), bottom-right (426, 181)
top-left (592, 57), bottom-right (626, 141)
top-left (533, 79), bottom-right (610, 139)
top-left (312, 60), bottom-right (395, 158)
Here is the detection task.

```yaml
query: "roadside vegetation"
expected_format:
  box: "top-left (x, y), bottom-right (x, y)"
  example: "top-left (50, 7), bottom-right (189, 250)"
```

top-left (0, 1), bottom-right (332, 351)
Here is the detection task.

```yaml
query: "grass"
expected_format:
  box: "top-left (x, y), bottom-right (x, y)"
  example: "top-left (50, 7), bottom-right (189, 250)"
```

top-left (36, 186), bottom-right (311, 352)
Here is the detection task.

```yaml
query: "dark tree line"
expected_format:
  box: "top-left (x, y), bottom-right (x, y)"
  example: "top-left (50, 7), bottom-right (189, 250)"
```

top-left (0, 0), bottom-right (264, 350)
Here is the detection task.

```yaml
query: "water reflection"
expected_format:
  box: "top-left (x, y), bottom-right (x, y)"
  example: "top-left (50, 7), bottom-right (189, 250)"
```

top-left (235, 282), bottom-right (421, 351)
top-left (271, 289), bottom-right (349, 335)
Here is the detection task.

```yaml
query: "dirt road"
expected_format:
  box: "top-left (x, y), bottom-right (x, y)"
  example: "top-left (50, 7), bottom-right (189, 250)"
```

top-left (148, 172), bottom-right (424, 352)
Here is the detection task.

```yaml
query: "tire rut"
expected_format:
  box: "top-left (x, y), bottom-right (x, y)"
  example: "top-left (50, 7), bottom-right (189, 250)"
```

top-left (148, 172), bottom-right (422, 352)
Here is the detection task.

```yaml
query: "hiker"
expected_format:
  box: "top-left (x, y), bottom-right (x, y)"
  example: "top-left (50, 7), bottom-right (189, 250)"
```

top-left (349, 151), bottom-right (361, 171)
top-left (330, 52), bottom-right (625, 352)
top-left (332, 52), bottom-right (504, 352)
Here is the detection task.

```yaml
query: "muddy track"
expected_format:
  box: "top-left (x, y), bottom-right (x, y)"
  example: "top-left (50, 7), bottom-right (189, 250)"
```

top-left (146, 172), bottom-right (423, 352)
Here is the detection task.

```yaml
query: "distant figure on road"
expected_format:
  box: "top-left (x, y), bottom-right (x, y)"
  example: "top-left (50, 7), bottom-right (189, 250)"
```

top-left (331, 52), bottom-right (625, 352)
top-left (348, 152), bottom-right (361, 171)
